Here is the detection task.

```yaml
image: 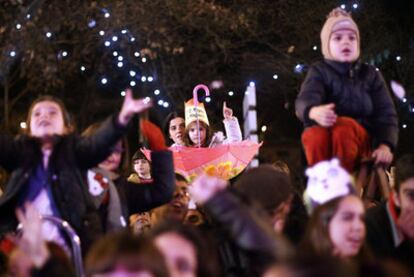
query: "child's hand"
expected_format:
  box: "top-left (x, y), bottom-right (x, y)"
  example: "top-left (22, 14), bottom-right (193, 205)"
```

top-left (223, 101), bottom-right (233, 120)
top-left (118, 89), bottom-right (153, 126)
top-left (372, 144), bottom-right (393, 166)
top-left (189, 174), bottom-right (228, 204)
top-left (309, 103), bottom-right (337, 127)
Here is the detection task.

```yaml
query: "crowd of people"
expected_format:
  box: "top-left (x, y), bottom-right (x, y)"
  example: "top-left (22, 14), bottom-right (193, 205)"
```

top-left (0, 7), bottom-right (413, 277)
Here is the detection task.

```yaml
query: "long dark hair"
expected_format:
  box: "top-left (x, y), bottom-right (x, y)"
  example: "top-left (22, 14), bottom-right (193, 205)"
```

top-left (163, 111), bottom-right (185, 145)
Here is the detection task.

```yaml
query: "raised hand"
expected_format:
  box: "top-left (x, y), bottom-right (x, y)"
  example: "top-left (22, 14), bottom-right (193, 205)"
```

top-left (223, 101), bottom-right (233, 120)
top-left (309, 103), bottom-right (337, 127)
top-left (118, 89), bottom-right (153, 126)
top-left (189, 174), bottom-right (228, 205)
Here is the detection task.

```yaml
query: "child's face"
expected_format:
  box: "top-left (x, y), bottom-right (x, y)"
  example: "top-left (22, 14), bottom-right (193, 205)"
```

top-left (188, 122), bottom-right (207, 146)
top-left (329, 30), bottom-right (359, 62)
top-left (134, 159), bottom-right (151, 178)
top-left (29, 100), bottom-right (67, 138)
top-left (328, 195), bottom-right (365, 257)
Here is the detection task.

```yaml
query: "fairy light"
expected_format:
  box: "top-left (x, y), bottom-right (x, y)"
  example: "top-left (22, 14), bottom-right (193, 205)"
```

top-left (249, 81), bottom-right (255, 87)
top-left (228, 91), bottom-right (234, 96)
top-left (104, 12), bottom-right (110, 18)
top-left (402, 124), bottom-right (407, 129)
top-left (10, 51), bottom-right (16, 57)
top-left (99, 30), bottom-right (105, 36)
top-left (117, 56), bottom-right (123, 61)
top-left (141, 57), bottom-right (147, 63)
top-left (101, 77), bottom-right (108, 84)
top-left (340, 4), bottom-right (346, 9)
top-left (158, 99), bottom-right (164, 106)
top-left (130, 37), bottom-right (136, 42)
top-left (80, 66), bottom-right (86, 71)
top-left (112, 51), bottom-right (118, 56)
top-left (130, 80), bottom-right (136, 86)
top-left (112, 36), bottom-right (118, 42)
top-left (313, 45), bottom-right (318, 51)
top-left (26, 14), bottom-right (31, 19)
top-left (62, 51), bottom-right (68, 57)
top-left (121, 29), bottom-right (127, 34)
top-left (402, 98), bottom-right (408, 103)
top-left (129, 70), bottom-right (136, 77)
top-left (46, 32), bottom-right (52, 38)
top-left (163, 102), bottom-right (169, 108)
top-left (88, 20), bottom-right (96, 28)
top-left (147, 76), bottom-right (154, 82)
top-left (154, 89), bottom-right (160, 95)
top-left (104, 41), bottom-right (111, 47)
top-left (205, 97), bottom-right (211, 103)
top-left (120, 90), bottom-right (126, 96)
top-left (141, 76), bottom-right (147, 82)
top-left (20, 122), bottom-right (27, 129)
top-left (273, 74), bottom-right (279, 80)
top-left (261, 125), bottom-right (267, 132)
top-left (396, 56), bottom-right (402, 61)
top-left (352, 3), bottom-right (358, 9)
top-left (117, 62), bottom-right (123, 67)
top-left (16, 23), bottom-right (22, 30)
top-left (134, 52), bottom-right (140, 57)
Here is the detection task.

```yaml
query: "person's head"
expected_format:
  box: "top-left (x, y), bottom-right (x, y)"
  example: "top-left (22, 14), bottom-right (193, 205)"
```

top-left (320, 8), bottom-right (360, 62)
top-left (394, 154), bottom-right (414, 213)
top-left (85, 231), bottom-right (168, 277)
top-left (303, 194), bottom-right (365, 258)
top-left (150, 220), bottom-right (218, 277)
top-left (185, 121), bottom-right (212, 147)
top-left (234, 164), bottom-right (294, 233)
top-left (164, 112), bottom-right (185, 146)
top-left (82, 122), bottom-right (130, 174)
top-left (132, 151), bottom-right (151, 179)
top-left (26, 95), bottom-right (73, 139)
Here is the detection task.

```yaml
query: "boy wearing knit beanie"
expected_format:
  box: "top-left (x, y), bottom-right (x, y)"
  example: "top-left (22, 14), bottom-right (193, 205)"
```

top-left (295, 7), bottom-right (398, 173)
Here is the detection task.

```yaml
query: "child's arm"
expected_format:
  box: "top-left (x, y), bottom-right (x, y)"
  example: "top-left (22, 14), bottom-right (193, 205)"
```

top-left (76, 89), bottom-right (152, 169)
top-left (222, 102), bottom-right (242, 143)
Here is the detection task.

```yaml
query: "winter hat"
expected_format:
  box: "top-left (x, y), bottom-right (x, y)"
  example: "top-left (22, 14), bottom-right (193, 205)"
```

top-left (184, 99), bottom-right (209, 128)
top-left (304, 158), bottom-right (355, 214)
top-left (132, 150), bottom-right (150, 163)
top-left (233, 164), bottom-right (293, 213)
top-left (320, 8), bottom-right (360, 61)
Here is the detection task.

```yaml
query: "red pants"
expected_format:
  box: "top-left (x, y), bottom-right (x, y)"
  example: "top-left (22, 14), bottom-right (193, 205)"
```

top-left (302, 117), bottom-right (371, 173)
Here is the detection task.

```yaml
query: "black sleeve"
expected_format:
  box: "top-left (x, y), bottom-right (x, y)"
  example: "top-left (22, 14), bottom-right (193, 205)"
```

top-left (74, 115), bottom-right (129, 170)
top-left (125, 150), bottom-right (175, 214)
top-left (369, 70), bottom-right (399, 150)
top-left (0, 134), bottom-right (21, 172)
top-left (295, 64), bottom-right (327, 126)
top-left (204, 190), bottom-right (290, 264)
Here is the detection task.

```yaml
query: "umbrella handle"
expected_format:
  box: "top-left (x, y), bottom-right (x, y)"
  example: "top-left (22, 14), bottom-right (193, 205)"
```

top-left (193, 84), bottom-right (210, 147)
top-left (192, 84), bottom-right (210, 106)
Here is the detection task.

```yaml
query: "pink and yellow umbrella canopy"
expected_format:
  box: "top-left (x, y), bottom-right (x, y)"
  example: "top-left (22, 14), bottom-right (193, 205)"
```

top-left (143, 141), bottom-right (261, 181)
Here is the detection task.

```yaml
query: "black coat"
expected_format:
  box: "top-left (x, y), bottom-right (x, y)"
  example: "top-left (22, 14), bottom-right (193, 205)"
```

top-left (0, 116), bottom-right (128, 253)
top-left (295, 60), bottom-right (398, 150)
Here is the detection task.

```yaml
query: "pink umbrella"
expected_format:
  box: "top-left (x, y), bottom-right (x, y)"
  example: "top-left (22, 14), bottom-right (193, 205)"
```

top-left (143, 141), bottom-right (261, 181)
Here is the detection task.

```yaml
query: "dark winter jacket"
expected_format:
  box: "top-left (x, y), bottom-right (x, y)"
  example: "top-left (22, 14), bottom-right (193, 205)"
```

top-left (295, 59), bottom-right (398, 150)
top-left (0, 115), bottom-right (128, 254)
